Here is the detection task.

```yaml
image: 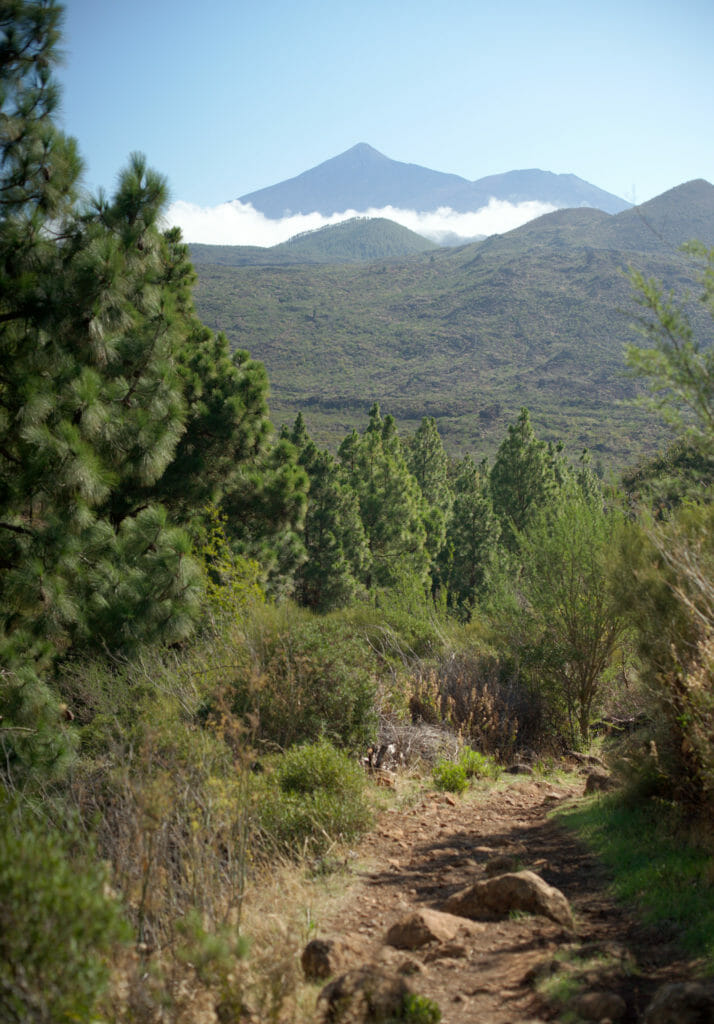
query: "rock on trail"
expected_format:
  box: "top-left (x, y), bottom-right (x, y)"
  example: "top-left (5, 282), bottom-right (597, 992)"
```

top-left (304, 776), bottom-right (705, 1023)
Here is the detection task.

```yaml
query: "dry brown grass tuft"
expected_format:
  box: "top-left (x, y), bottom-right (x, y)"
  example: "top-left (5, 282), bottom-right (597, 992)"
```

top-left (104, 853), bottom-right (343, 1023)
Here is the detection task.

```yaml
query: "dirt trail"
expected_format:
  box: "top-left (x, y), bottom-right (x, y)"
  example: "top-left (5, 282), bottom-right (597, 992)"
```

top-left (317, 775), bottom-right (692, 1023)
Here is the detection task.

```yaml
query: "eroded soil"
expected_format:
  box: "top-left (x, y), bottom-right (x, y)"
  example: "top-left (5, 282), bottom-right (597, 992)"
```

top-left (316, 775), bottom-right (696, 1023)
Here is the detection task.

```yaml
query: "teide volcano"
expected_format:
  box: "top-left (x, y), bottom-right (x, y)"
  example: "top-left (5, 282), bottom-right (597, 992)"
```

top-left (238, 143), bottom-right (631, 219)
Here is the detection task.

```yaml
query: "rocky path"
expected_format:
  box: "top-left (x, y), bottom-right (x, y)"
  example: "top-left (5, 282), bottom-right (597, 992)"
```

top-left (308, 775), bottom-right (698, 1023)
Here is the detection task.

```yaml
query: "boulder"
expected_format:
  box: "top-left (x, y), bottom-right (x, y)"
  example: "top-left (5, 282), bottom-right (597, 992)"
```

top-left (302, 937), bottom-right (362, 980)
top-left (568, 751), bottom-right (606, 768)
top-left (385, 908), bottom-right (472, 950)
top-left (316, 966), bottom-right (412, 1023)
top-left (443, 870), bottom-right (574, 929)
top-left (584, 768), bottom-right (617, 794)
top-left (642, 981), bottom-right (714, 1024)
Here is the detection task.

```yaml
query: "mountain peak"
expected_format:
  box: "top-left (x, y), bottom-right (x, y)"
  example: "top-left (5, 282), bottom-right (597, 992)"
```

top-left (239, 145), bottom-right (630, 219)
top-left (609, 178), bottom-right (714, 251)
top-left (332, 142), bottom-right (391, 168)
top-left (347, 142), bottom-right (384, 157)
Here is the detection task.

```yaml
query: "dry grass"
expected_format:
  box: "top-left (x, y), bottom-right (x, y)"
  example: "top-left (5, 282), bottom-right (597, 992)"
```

top-left (104, 849), bottom-right (352, 1024)
top-left (407, 653), bottom-right (559, 760)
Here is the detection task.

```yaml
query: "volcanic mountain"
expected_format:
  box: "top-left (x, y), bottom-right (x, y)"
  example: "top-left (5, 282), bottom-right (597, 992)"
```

top-left (238, 142), bottom-right (631, 219)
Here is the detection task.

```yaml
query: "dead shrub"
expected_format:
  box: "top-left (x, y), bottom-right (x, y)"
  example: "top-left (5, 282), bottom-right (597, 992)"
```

top-left (409, 652), bottom-right (563, 759)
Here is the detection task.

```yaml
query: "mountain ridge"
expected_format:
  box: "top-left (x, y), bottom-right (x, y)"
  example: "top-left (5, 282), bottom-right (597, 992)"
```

top-left (238, 143), bottom-right (631, 219)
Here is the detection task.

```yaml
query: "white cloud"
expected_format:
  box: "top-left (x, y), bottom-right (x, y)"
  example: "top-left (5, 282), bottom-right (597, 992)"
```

top-left (165, 197), bottom-right (559, 248)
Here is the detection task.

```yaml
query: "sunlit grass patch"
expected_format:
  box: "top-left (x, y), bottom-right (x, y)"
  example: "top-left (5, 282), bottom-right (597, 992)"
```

top-left (555, 793), bottom-right (714, 972)
top-left (533, 944), bottom-right (632, 1023)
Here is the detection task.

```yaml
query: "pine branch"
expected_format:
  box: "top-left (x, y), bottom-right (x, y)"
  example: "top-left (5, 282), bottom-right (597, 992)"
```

top-left (0, 520), bottom-right (33, 536)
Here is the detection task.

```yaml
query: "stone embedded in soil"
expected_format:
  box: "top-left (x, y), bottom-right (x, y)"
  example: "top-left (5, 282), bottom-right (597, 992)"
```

top-left (301, 936), bottom-right (365, 980)
top-left (397, 957), bottom-right (426, 976)
top-left (584, 768), bottom-right (618, 794)
top-left (485, 853), bottom-right (524, 876)
top-left (442, 869), bottom-right (575, 929)
top-left (642, 981), bottom-right (714, 1024)
top-left (385, 907), bottom-right (476, 950)
top-left (424, 941), bottom-right (468, 962)
top-left (574, 989), bottom-right (627, 1020)
top-left (315, 966), bottom-right (412, 1023)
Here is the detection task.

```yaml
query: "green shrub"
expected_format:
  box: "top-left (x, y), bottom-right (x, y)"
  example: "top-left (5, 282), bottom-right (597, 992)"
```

top-left (0, 796), bottom-right (129, 1024)
top-left (276, 737), bottom-right (361, 795)
top-left (614, 507), bottom-right (714, 800)
top-left (256, 740), bottom-right (372, 855)
top-left (432, 759), bottom-right (468, 793)
top-left (221, 604), bottom-right (379, 752)
top-left (402, 992), bottom-right (442, 1023)
top-left (458, 745), bottom-right (501, 780)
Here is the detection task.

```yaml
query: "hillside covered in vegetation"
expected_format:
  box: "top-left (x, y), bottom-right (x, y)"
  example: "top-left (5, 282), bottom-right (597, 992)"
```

top-left (189, 216), bottom-right (438, 267)
top-left (192, 179), bottom-right (714, 467)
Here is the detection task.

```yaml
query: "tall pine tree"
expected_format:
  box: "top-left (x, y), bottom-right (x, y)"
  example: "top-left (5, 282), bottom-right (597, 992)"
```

top-left (289, 414), bottom-right (369, 611)
top-left (406, 416), bottom-right (452, 567)
top-left (0, 1), bottom-right (302, 779)
top-left (338, 405), bottom-right (429, 591)
top-left (442, 456), bottom-right (500, 617)
top-left (490, 408), bottom-right (560, 550)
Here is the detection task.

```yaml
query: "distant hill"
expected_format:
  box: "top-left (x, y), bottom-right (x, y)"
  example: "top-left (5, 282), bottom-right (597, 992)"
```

top-left (591, 179), bottom-right (714, 252)
top-left (238, 142), bottom-right (631, 218)
top-left (274, 217), bottom-right (438, 262)
top-left (193, 179), bottom-right (714, 469)
top-left (189, 217), bottom-right (437, 268)
top-left (474, 180), bottom-right (714, 261)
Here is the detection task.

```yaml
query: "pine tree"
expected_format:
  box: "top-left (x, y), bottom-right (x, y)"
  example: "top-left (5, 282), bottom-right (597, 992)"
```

top-left (490, 408), bottom-right (559, 549)
top-left (142, 233), bottom-right (273, 520)
top-left (219, 434), bottom-right (308, 598)
top-left (0, 2), bottom-right (294, 779)
top-left (406, 416), bottom-right (453, 565)
top-left (339, 405), bottom-right (429, 591)
top-left (442, 455), bottom-right (500, 617)
top-left (289, 415), bottom-right (369, 611)
top-left (0, 144), bottom-right (204, 664)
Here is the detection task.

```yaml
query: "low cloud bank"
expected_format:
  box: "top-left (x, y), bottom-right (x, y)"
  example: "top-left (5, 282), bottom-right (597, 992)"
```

top-left (166, 197), bottom-right (558, 247)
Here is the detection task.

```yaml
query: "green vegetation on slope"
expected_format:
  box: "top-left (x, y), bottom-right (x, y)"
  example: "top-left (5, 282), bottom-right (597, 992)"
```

top-left (192, 223), bottom-right (708, 466)
top-left (189, 217), bottom-right (437, 268)
top-left (557, 794), bottom-right (714, 971)
top-left (275, 216), bottom-right (438, 262)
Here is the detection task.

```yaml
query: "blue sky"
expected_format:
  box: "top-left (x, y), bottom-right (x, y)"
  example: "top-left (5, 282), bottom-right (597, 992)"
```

top-left (58, 0), bottom-right (714, 244)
